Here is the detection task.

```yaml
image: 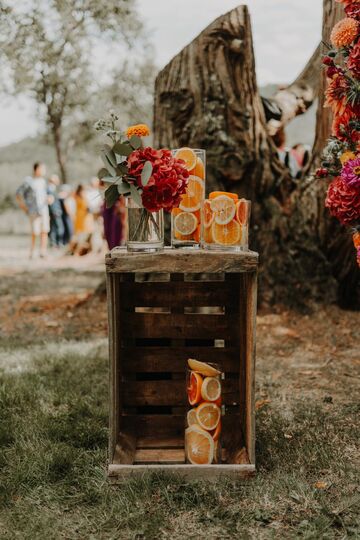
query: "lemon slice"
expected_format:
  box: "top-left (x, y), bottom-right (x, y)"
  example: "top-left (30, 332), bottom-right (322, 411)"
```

top-left (188, 358), bottom-right (220, 377)
top-left (210, 195), bottom-right (236, 225)
top-left (187, 408), bottom-right (198, 427)
top-left (174, 211), bottom-right (198, 236)
top-left (201, 376), bottom-right (221, 402)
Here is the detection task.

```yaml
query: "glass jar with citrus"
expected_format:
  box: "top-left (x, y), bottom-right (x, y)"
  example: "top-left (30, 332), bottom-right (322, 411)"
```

top-left (185, 358), bottom-right (223, 465)
top-left (171, 148), bottom-right (205, 248)
top-left (203, 191), bottom-right (251, 251)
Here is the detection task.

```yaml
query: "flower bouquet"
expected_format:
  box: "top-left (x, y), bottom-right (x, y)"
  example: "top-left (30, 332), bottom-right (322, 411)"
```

top-left (95, 113), bottom-right (189, 251)
top-left (316, 0), bottom-right (360, 265)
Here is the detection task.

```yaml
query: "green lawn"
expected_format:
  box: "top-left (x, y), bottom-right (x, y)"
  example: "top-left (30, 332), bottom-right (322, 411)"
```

top-left (0, 339), bottom-right (359, 539)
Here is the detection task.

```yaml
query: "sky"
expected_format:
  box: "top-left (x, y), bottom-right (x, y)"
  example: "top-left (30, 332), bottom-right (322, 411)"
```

top-left (0, 0), bottom-right (322, 147)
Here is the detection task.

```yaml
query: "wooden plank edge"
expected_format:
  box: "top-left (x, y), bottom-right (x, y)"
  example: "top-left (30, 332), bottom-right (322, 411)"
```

top-left (108, 463), bottom-right (255, 480)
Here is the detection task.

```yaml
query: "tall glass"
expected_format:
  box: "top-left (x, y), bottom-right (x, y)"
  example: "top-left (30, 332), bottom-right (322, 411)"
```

top-left (171, 149), bottom-right (206, 248)
top-left (202, 196), bottom-right (251, 251)
top-left (185, 360), bottom-right (223, 465)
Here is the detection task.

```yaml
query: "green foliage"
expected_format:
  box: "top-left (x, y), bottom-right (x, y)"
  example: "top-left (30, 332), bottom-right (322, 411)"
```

top-left (0, 338), bottom-right (359, 538)
top-left (141, 160), bottom-right (153, 186)
top-left (0, 1), bottom-right (153, 181)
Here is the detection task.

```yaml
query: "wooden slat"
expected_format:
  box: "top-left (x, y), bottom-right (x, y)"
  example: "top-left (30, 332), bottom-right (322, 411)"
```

top-left (120, 281), bottom-right (238, 308)
top-left (122, 414), bottom-right (184, 438)
top-left (121, 313), bottom-right (239, 340)
top-left (122, 379), bottom-right (239, 407)
top-left (106, 246), bottom-right (259, 274)
top-left (244, 272), bottom-right (257, 465)
top-left (108, 463), bottom-right (255, 480)
top-left (137, 436), bottom-right (183, 448)
top-left (135, 448), bottom-right (184, 464)
top-left (121, 346), bottom-right (240, 373)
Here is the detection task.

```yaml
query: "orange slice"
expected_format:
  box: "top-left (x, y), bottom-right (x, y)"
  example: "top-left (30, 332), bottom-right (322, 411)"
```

top-left (188, 359), bottom-right (220, 377)
top-left (185, 425), bottom-right (214, 464)
top-left (203, 224), bottom-right (214, 244)
top-left (210, 195), bottom-right (236, 225)
top-left (179, 176), bottom-right (204, 212)
top-left (212, 220), bottom-right (241, 246)
top-left (209, 191), bottom-right (238, 202)
top-left (201, 376), bottom-right (221, 402)
top-left (203, 200), bottom-right (214, 228)
top-left (187, 371), bottom-right (203, 406)
top-left (189, 157), bottom-right (205, 179)
top-left (236, 199), bottom-right (249, 225)
top-left (211, 420), bottom-right (222, 442)
top-left (187, 408), bottom-right (198, 427)
top-left (196, 402), bottom-right (221, 431)
top-left (175, 148), bottom-right (197, 171)
top-left (174, 211), bottom-right (198, 236)
top-left (193, 225), bottom-right (201, 243)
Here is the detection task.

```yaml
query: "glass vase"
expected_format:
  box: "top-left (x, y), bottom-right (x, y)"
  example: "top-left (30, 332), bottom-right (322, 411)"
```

top-left (171, 149), bottom-right (206, 248)
top-left (203, 197), bottom-right (251, 251)
top-left (126, 198), bottom-right (164, 252)
top-left (185, 361), bottom-right (223, 465)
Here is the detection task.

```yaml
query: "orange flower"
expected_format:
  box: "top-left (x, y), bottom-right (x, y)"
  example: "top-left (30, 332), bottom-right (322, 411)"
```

top-left (340, 151), bottom-right (357, 164)
top-left (324, 74), bottom-right (349, 116)
top-left (353, 231), bottom-right (360, 249)
top-left (330, 18), bottom-right (359, 48)
top-left (126, 124), bottom-right (150, 139)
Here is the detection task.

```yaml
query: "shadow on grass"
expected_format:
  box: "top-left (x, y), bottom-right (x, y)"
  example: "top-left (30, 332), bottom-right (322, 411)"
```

top-left (0, 342), bottom-right (359, 539)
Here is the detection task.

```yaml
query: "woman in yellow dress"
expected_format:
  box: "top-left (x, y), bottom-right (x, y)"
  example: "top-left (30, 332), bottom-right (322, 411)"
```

top-left (70, 184), bottom-right (94, 255)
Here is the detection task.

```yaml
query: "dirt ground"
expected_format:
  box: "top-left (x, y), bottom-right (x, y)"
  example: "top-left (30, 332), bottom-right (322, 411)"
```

top-left (1, 234), bottom-right (359, 408)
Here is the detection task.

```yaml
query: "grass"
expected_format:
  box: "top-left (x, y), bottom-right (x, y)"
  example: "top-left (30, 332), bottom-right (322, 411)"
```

top-left (0, 339), bottom-right (359, 539)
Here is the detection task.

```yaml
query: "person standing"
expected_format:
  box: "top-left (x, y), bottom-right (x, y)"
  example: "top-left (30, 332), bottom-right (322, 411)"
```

top-left (48, 174), bottom-right (65, 247)
top-left (16, 162), bottom-right (50, 258)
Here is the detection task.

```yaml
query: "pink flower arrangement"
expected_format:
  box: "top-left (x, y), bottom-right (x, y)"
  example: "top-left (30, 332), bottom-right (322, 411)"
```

top-left (341, 156), bottom-right (360, 189)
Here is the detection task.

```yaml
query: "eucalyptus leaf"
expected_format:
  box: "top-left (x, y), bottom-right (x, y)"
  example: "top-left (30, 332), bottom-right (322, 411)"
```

top-left (113, 141), bottom-right (133, 157)
top-left (117, 181), bottom-right (131, 195)
top-left (130, 183), bottom-right (143, 207)
top-left (103, 144), bottom-right (117, 167)
top-left (129, 135), bottom-right (142, 149)
top-left (100, 152), bottom-right (117, 176)
top-left (116, 163), bottom-right (129, 175)
top-left (141, 160), bottom-right (153, 187)
top-left (105, 184), bottom-right (120, 208)
top-left (97, 167), bottom-right (110, 180)
top-left (102, 176), bottom-right (118, 184)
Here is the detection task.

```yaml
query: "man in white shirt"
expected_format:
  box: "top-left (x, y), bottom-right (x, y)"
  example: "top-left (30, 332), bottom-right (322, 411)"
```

top-left (16, 162), bottom-right (50, 258)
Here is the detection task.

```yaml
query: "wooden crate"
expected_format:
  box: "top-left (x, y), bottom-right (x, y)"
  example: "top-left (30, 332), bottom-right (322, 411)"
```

top-left (106, 247), bottom-right (258, 480)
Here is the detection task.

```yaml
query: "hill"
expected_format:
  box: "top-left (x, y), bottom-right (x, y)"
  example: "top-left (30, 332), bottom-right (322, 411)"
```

top-left (0, 136), bottom-right (101, 202)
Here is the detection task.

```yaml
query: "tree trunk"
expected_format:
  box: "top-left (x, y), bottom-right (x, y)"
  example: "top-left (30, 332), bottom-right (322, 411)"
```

top-left (154, 6), bottom-right (334, 305)
top-left (52, 122), bottom-right (68, 183)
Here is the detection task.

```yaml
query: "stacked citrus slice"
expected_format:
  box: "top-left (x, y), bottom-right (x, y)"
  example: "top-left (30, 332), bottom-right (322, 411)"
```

top-left (172, 148), bottom-right (205, 244)
top-left (203, 191), bottom-right (249, 248)
top-left (185, 358), bottom-right (222, 465)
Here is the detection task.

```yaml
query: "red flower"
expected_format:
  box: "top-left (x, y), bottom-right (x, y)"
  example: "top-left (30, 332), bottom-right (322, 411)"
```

top-left (127, 147), bottom-right (189, 212)
top-left (324, 74), bottom-right (349, 116)
top-left (345, 3), bottom-right (360, 19)
top-left (332, 107), bottom-right (360, 143)
top-left (316, 167), bottom-right (329, 178)
top-left (325, 176), bottom-right (360, 225)
top-left (347, 38), bottom-right (360, 78)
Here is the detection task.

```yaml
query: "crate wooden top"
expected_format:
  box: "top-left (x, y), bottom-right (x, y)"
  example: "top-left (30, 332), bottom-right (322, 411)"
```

top-left (106, 247), bottom-right (258, 273)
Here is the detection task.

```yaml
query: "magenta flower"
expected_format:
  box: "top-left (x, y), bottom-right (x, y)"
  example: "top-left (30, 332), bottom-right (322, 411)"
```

top-left (341, 156), bottom-right (360, 189)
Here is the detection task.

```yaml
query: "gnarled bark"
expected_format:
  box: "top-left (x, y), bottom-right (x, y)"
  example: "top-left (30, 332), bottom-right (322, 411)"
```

top-left (153, 2), bottom-right (359, 308)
